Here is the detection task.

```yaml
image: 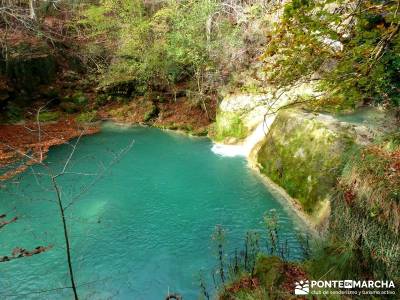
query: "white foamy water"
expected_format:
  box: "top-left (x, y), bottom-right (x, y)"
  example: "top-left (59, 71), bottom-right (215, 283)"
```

top-left (212, 114), bottom-right (277, 157)
top-left (211, 143), bottom-right (247, 157)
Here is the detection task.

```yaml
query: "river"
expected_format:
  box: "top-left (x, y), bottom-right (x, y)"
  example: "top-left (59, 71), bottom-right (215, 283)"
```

top-left (0, 123), bottom-right (304, 299)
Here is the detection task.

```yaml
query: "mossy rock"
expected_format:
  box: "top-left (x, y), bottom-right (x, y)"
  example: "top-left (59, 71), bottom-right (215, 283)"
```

top-left (257, 109), bottom-right (355, 213)
top-left (76, 111), bottom-right (98, 123)
top-left (38, 111), bottom-right (60, 122)
top-left (213, 111), bottom-right (248, 142)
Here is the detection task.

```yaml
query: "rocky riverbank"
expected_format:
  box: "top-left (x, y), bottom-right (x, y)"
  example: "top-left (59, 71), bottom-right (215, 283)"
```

top-left (211, 90), bottom-right (399, 232)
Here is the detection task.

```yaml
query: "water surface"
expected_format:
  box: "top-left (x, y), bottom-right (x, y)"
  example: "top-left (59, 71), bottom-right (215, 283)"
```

top-left (0, 124), bottom-right (303, 299)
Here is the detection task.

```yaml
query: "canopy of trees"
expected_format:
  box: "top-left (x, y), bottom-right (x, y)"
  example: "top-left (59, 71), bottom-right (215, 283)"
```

top-left (264, 0), bottom-right (400, 109)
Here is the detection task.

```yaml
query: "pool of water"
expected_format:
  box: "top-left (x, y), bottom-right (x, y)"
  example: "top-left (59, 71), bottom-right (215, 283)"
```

top-left (335, 106), bottom-right (386, 126)
top-left (0, 124), bottom-right (304, 299)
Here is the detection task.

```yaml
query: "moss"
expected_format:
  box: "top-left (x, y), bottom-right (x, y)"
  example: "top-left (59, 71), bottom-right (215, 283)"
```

top-left (94, 94), bottom-right (110, 108)
top-left (143, 104), bottom-right (159, 122)
top-left (71, 91), bottom-right (89, 106)
top-left (214, 111), bottom-right (248, 142)
top-left (76, 111), bottom-right (98, 123)
top-left (38, 111), bottom-right (60, 122)
top-left (257, 110), bottom-right (354, 213)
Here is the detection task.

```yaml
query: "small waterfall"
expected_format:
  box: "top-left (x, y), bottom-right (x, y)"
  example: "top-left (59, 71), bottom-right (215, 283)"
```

top-left (212, 114), bottom-right (277, 157)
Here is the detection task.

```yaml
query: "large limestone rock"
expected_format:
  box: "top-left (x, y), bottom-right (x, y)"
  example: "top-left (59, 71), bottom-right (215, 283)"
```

top-left (256, 109), bottom-right (358, 215)
top-left (213, 82), bottom-right (319, 143)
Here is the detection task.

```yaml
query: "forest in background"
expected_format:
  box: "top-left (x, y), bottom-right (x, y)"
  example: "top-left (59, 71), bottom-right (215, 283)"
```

top-left (2, 0), bottom-right (400, 116)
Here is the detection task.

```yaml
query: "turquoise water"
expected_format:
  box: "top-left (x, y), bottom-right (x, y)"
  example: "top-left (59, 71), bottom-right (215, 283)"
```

top-left (0, 124), bottom-right (303, 299)
top-left (335, 107), bottom-right (386, 125)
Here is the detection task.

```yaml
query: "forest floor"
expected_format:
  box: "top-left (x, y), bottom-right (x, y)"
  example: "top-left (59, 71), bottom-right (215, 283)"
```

top-left (100, 96), bottom-right (216, 135)
top-left (0, 119), bottom-right (99, 180)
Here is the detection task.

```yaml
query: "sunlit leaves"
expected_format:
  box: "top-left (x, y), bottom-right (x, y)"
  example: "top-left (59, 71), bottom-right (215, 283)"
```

top-left (263, 0), bottom-right (400, 109)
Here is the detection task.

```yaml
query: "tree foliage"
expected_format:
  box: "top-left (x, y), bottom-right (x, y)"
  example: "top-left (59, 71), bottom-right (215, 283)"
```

top-left (77, 0), bottom-right (266, 97)
top-left (264, 0), bottom-right (400, 109)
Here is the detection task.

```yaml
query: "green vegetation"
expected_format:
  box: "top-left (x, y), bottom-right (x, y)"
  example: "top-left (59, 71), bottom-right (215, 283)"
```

top-left (143, 104), bottom-right (158, 122)
top-left (257, 109), bottom-right (354, 213)
top-left (38, 111), bottom-right (60, 122)
top-left (213, 112), bottom-right (248, 142)
top-left (252, 134), bottom-right (399, 298)
top-left (218, 255), bottom-right (301, 300)
top-left (76, 111), bottom-right (98, 123)
top-left (329, 134), bottom-right (400, 282)
top-left (296, 136), bottom-right (400, 296)
top-left (71, 91), bottom-right (89, 106)
top-left (79, 0), bottom-right (229, 94)
top-left (58, 92), bottom-right (89, 115)
top-left (75, 0), bottom-right (271, 110)
top-left (205, 210), bottom-right (309, 300)
top-left (264, 0), bottom-right (400, 109)
top-left (1, 1), bottom-right (399, 298)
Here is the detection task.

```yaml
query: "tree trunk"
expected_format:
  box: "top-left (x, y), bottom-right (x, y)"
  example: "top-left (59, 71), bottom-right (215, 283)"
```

top-left (52, 177), bottom-right (79, 300)
top-left (29, 0), bottom-right (36, 20)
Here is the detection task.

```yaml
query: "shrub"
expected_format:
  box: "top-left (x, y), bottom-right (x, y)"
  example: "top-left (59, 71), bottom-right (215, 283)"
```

top-left (263, 0), bottom-right (400, 109)
top-left (78, 0), bottom-right (250, 99)
top-left (5, 102), bottom-right (23, 123)
top-left (71, 91), bottom-right (88, 106)
top-left (60, 101), bottom-right (79, 113)
top-left (38, 111), bottom-right (60, 122)
top-left (76, 111), bottom-right (98, 123)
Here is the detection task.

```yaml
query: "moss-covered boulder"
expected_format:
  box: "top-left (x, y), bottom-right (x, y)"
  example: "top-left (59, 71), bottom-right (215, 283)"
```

top-left (38, 111), bottom-right (60, 122)
top-left (71, 91), bottom-right (89, 106)
top-left (76, 111), bottom-right (98, 123)
top-left (257, 109), bottom-right (355, 213)
top-left (303, 134), bottom-right (400, 286)
top-left (213, 83), bottom-right (318, 143)
top-left (214, 111), bottom-right (248, 142)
